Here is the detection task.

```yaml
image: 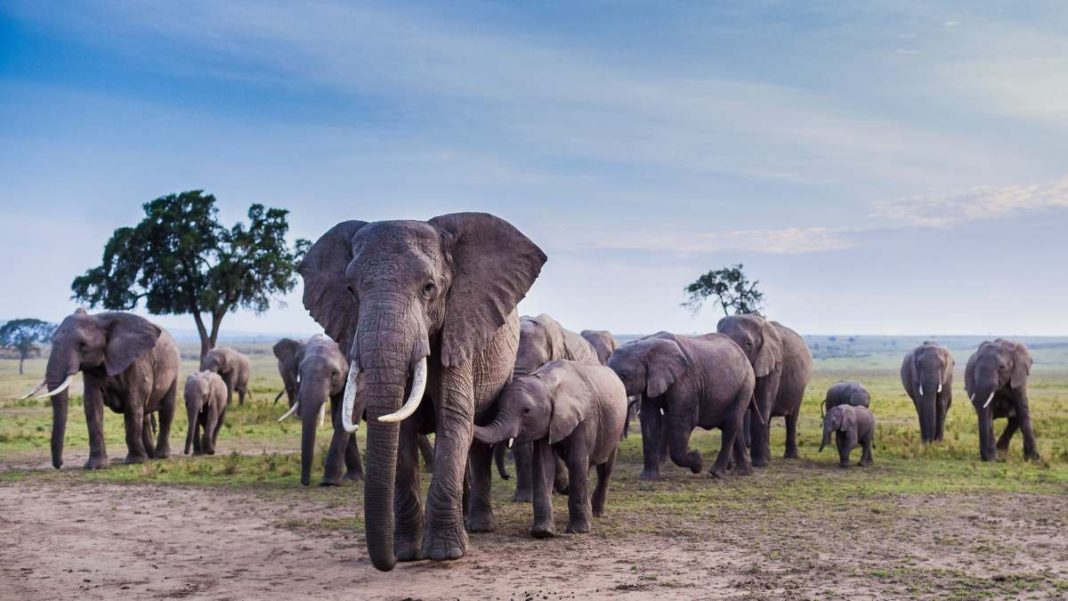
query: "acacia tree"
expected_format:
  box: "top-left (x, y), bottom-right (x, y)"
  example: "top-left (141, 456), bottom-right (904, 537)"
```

top-left (0, 319), bottom-right (56, 374)
top-left (72, 191), bottom-right (308, 358)
top-left (682, 263), bottom-right (765, 317)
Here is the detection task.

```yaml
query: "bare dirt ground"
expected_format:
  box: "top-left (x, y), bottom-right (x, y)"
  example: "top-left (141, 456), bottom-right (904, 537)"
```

top-left (2, 477), bottom-right (1065, 601)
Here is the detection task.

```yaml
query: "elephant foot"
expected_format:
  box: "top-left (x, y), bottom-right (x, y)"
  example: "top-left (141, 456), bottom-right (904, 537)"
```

top-left (123, 453), bottom-right (148, 465)
top-left (465, 511), bottom-right (496, 533)
top-left (344, 471), bottom-right (364, 483)
top-left (858, 460), bottom-right (873, 467)
top-left (1024, 450), bottom-right (1042, 462)
top-left (566, 519), bottom-right (591, 534)
top-left (553, 478), bottom-right (569, 495)
top-left (732, 462), bottom-right (753, 476)
top-left (708, 466), bottom-right (728, 479)
top-left (751, 456), bottom-right (769, 468)
top-left (318, 478), bottom-right (342, 487)
top-left (422, 524), bottom-right (468, 562)
top-left (155, 445), bottom-right (171, 460)
top-left (838, 462), bottom-right (851, 468)
top-left (512, 488), bottom-right (533, 503)
top-left (395, 535), bottom-right (425, 562)
top-left (783, 449), bottom-right (800, 460)
top-left (638, 469), bottom-right (660, 481)
top-left (83, 455), bottom-right (109, 470)
top-left (530, 523), bottom-right (556, 539)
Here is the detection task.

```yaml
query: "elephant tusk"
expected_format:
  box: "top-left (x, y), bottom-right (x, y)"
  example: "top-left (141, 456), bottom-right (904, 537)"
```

top-left (342, 360), bottom-right (360, 433)
top-left (19, 380), bottom-right (46, 400)
top-left (507, 437), bottom-right (515, 449)
top-left (937, 383), bottom-right (943, 394)
top-left (969, 393), bottom-right (976, 402)
top-left (277, 401), bottom-right (300, 422)
top-left (379, 357), bottom-right (428, 424)
top-left (982, 391), bottom-right (995, 409)
top-left (659, 407), bottom-right (664, 416)
top-left (919, 384), bottom-right (924, 396)
top-left (33, 375), bottom-right (74, 400)
top-left (318, 402), bottom-right (326, 429)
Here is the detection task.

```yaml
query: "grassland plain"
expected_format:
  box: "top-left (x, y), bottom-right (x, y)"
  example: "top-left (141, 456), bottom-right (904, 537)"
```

top-left (0, 340), bottom-right (1066, 600)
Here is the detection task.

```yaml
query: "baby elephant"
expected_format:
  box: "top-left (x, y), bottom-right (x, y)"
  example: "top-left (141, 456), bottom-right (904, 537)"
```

top-left (820, 405), bottom-right (875, 467)
top-left (822, 380), bottom-right (871, 416)
top-left (184, 371), bottom-right (229, 455)
top-left (474, 360), bottom-right (627, 538)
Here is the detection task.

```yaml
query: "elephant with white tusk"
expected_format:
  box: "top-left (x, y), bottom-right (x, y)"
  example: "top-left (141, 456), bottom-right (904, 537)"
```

top-left (901, 342), bottom-right (954, 443)
top-left (965, 339), bottom-right (1038, 462)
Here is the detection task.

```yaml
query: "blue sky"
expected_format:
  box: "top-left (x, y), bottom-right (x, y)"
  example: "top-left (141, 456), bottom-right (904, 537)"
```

top-left (2, 1), bottom-right (1067, 337)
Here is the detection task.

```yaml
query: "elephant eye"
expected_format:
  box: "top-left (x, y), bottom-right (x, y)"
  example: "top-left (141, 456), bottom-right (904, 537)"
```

top-left (422, 281), bottom-right (436, 296)
top-left (523, 407), bottom-right (531, 415)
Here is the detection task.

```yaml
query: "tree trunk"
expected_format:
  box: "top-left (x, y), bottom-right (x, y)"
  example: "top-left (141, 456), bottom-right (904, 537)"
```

top-left (18, 353), bottom-right (25, 375)
top-left (192, 312), bottom-right (212, 360)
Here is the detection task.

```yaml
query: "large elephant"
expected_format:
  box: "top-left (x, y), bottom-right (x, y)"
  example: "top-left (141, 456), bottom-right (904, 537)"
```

top-left (298, 213), bottom-right (546, 570)
top-left (200, 346), bottom-right (253, 406)
top-left (184, 370), bottom-right (228, 455)
top-left (21, 309), bottom-right (180, 469)
top-left (607, 332), bottom-right (755, 480)
top-left (717, 315), bottom-right (812, 466)
top-left (272, 338), bottom-right (303, 406)
top-left (580, 330), bottom-right (618, 365)
top-left (965, 339), bottom-right (1039, 461)
top-left (507, 314), bottom-right (601, 501)
top-left (901, 342), bottom-right (954, 443)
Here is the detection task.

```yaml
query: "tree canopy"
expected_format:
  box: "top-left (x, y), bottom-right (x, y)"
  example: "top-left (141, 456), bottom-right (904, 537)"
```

top-left (0, 318), bottom-right (56, 374)
top-left (71, 191), bottom-right (308, 357)
top-left (682, 263), bottom-right (765, 317)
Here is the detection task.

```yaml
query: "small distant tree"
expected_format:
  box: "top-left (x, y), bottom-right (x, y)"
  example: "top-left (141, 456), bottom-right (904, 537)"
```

top-left (682, 263), bottom-right (765, 317)
top-left (0, 319), bottom-right (56, 374)
top-left (72, 191), bottom-right (309, 359)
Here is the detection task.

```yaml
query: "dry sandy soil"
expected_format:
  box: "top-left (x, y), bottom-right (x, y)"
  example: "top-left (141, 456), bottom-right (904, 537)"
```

top-left (2, 476), bottom-right (1065, 601)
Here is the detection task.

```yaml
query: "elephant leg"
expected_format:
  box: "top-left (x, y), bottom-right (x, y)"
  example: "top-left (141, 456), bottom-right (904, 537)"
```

top-left (418, 434), bottom-right (435, 473)
top-left (638, 396), bottom-right (663, 480)
top-left (421, 369), bottom-right (473, 562)
top-left (321, 401), bottom-right (351, 486)
top-left (212, 406), bottom-right (227, 450)
top-left (730, 433), bottom-right (753, 476)
top-left (83, 385), bottom-right (109, 469)
top-left (710, 421), bottom-right (741, 479)
top-left (155, 380), bottom-right (176, 459)
top-left (344, 433), bottom-right (364, 481)
top-left (140, 415), bottom-right (156, 459)
top-left (996, 416), bottom-right (1019, 454)
top-left (1015, 393), bottom-right (1040, 461)
top-left (860, 438), bottom-right (873, 466)
top-left (750, 376), bottom-right (778, 467)
top-left (529, 439), bottom-right (555, 538)
top-left (553, 451), bottom-right (569, 495)
top-left (977, 408), bottom-right (997, 461)
top-left (836, 433), bottom-right (851, 467)
top-left (192, 413), bottom-right (204, 455)
top-left (238, 388), bottom-right (246, 406)
top-left (935, 395), bottom-right (948, 442)
top-left (591, 449), bottom-right (615, 517)
top-left (784, 406), bottom-right (801, 459)
top-left (493, 443), bottom-right (509, 480)
top-left (658, 416), bottom-right (670, 465)
top-left (512, 442), bottom-right (534, 502)
top-left (395, 416), bottom-right (424, 562)
top-left (122, 392), bottom-right (149, 464)
top-left (465, 440), bottom-right (496, 533)
top-left (667, 417), bottom-right (702, 474)
top-left (564, 436), bottom-right (592, 534)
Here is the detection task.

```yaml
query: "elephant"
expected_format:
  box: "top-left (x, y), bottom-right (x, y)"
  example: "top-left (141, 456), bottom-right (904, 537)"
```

top-left (717, 315), bottom-right (812, 466)
top-left (901, 342), bottom-right (954, 443)
top-left (822, 380), bottom-right (871, 416)
top-left (272, 338), bottom-right (303, 406)
top-left (274, 334), bottom-right (367, 486)
top-left (607, 332), bottom-right (756, 480)
top-left (184, 370), bottom-right (228, 455)
top-left (473, 360), bottom-right (627, 538)
top-left (21, 309), bottom-right (180, 469)
top-left (580, 330), bottom-right (618, 365)
top-left (298, 212), bottom-right (546, 570)
top-left (200, 346), bottom-right (253, 406)
top-left (506, 314), bottom-right (601, 502)
top-left (965, 339), bottom-right (1038, 461)
top-left (820, 405), bottom-right (875, 467)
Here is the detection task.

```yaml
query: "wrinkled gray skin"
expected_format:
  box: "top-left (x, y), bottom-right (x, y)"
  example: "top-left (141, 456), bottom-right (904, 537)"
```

top-left (200, 347), bottom-right (252, 406)
top-left (901, 342), bottom-right (954, 443)
top-left (506, 314), bottom-right (600, 502)
top-left (820, 405), bottom-right (875, 467)
top-left (822, 380), bottom-right (871, 415)
top-left (273, 338), bottom-right (303, 406)
top-left (44, 309), bottom-right (180, 469)
top-left (580, 330), bottom-right (618, 365)
top-left (608, 332), bottom-right (756, 480)
top-left (298, 213), bottom-right (546, 571)
top-left (474, 361), bottom-right (627, 538)
top-left (717, 315), bottom-right (812, 466)
top-left (965, 339), bottom-right (1038, 462)
top-left (184, 370), bottom-right (228, 455)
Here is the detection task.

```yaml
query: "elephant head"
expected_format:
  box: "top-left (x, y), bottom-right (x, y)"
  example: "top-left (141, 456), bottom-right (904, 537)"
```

top-left (272, 338), bottom-right (304, 406)
top-left (581, 330), bottom-right (617, 365)
top-left (716, 314), bottom-right (782, 378)
top-left (606, 332), bottom-right (690, 399)
top-left (514, 315), bottom-right (567, 376)
top-left (820, 405), bottom-right (857, 456)
top-left (965, 339), bottom-right (1031, 416)
top-left (473, 361), bottom-right (588, 447)
top-left (298, 213), bottom-right (545, 571)
top-left (200, 347), bottom-right (231, 374)
top-left (904, 342), bottom-right (952, 442)
top-left (31, 309), bottom-right (161, 469)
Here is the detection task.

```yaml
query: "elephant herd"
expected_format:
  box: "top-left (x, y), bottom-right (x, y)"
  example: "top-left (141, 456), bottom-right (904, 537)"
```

top-left (17, 212), bottom-right (1043, 573)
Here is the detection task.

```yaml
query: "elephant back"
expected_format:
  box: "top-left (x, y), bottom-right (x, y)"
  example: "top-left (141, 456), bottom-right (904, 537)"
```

top-left (822, 380), bottom-right (871, 416)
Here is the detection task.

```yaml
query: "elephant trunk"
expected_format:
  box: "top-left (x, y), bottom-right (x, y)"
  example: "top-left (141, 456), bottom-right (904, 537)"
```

top-left (473, 414), bottom-right (518, 446)
top-left (819, 420), bottom-right (833, 453)
top-left (45, 352), bottom-right (76, 470)
top-left (184, 396), bottom-right (202, 455)
top-left (298, 380), bottom-right (328, 486)
top-left (918, 378), bottom-right (939, 443)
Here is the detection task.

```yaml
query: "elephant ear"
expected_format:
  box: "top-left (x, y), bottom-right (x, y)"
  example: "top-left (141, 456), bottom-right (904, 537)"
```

top-left (645, 335), bottom-right (690, 398)
top-left (273, 338), bottom-right (303, 367)
top-left (754, 320), bottom-right (783, 378)
top-left (548, 364), bottom-right (590, 444)
top-left (532, 314), bottom-right (566, 360)
top-left (843, 408), bottom-right (858, 448)
top-left (430, 213), bottom-right (547, 368)
top-left (964, 350), bottom-right (978, 396)
top-left (100, 313), bottom-right (162, 377)
top-left (1009, 342), bottom-right (1032, 389)
top-left (299, 221), bottom-right (369, 358)
top-left (900, 351), bottom-right (917, 397)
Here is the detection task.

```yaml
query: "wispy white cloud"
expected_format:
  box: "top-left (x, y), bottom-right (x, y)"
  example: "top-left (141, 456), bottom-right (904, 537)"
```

top-left (599, 226), bottom-right (857, 255)
top-left (874, 176), bottom-right (1068, 226)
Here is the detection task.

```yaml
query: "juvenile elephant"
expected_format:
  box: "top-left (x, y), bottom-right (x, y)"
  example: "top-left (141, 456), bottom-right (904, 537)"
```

top-left (608, 332), bottom-right (755, 480)
top-left (717, 315), bottom-right (812, 466)
top-left (474, 360), bottom-right (627, 538)
top-left (200, 347), bottom-right (253, 406)
top-left (822, 380), bottom-right (871, 416)
top-left (22, 309), bottom-right (180, 469)
top-left (184, 370), bottom-right (228, 455)
top-left (299, 212), bottom-right (546, 570)
top-left (820, 405), bottom-right (875, 467)
top-left (274, 335), bottom-right (366, 486)
top-left (507, 314), bottom-right (601, 501)
top-left (965, 339), bottom-right (1038, 461)
top-left (580, 330), bottom-right (618, 365)
top-left (901, 342), bottom-right (954, 443)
